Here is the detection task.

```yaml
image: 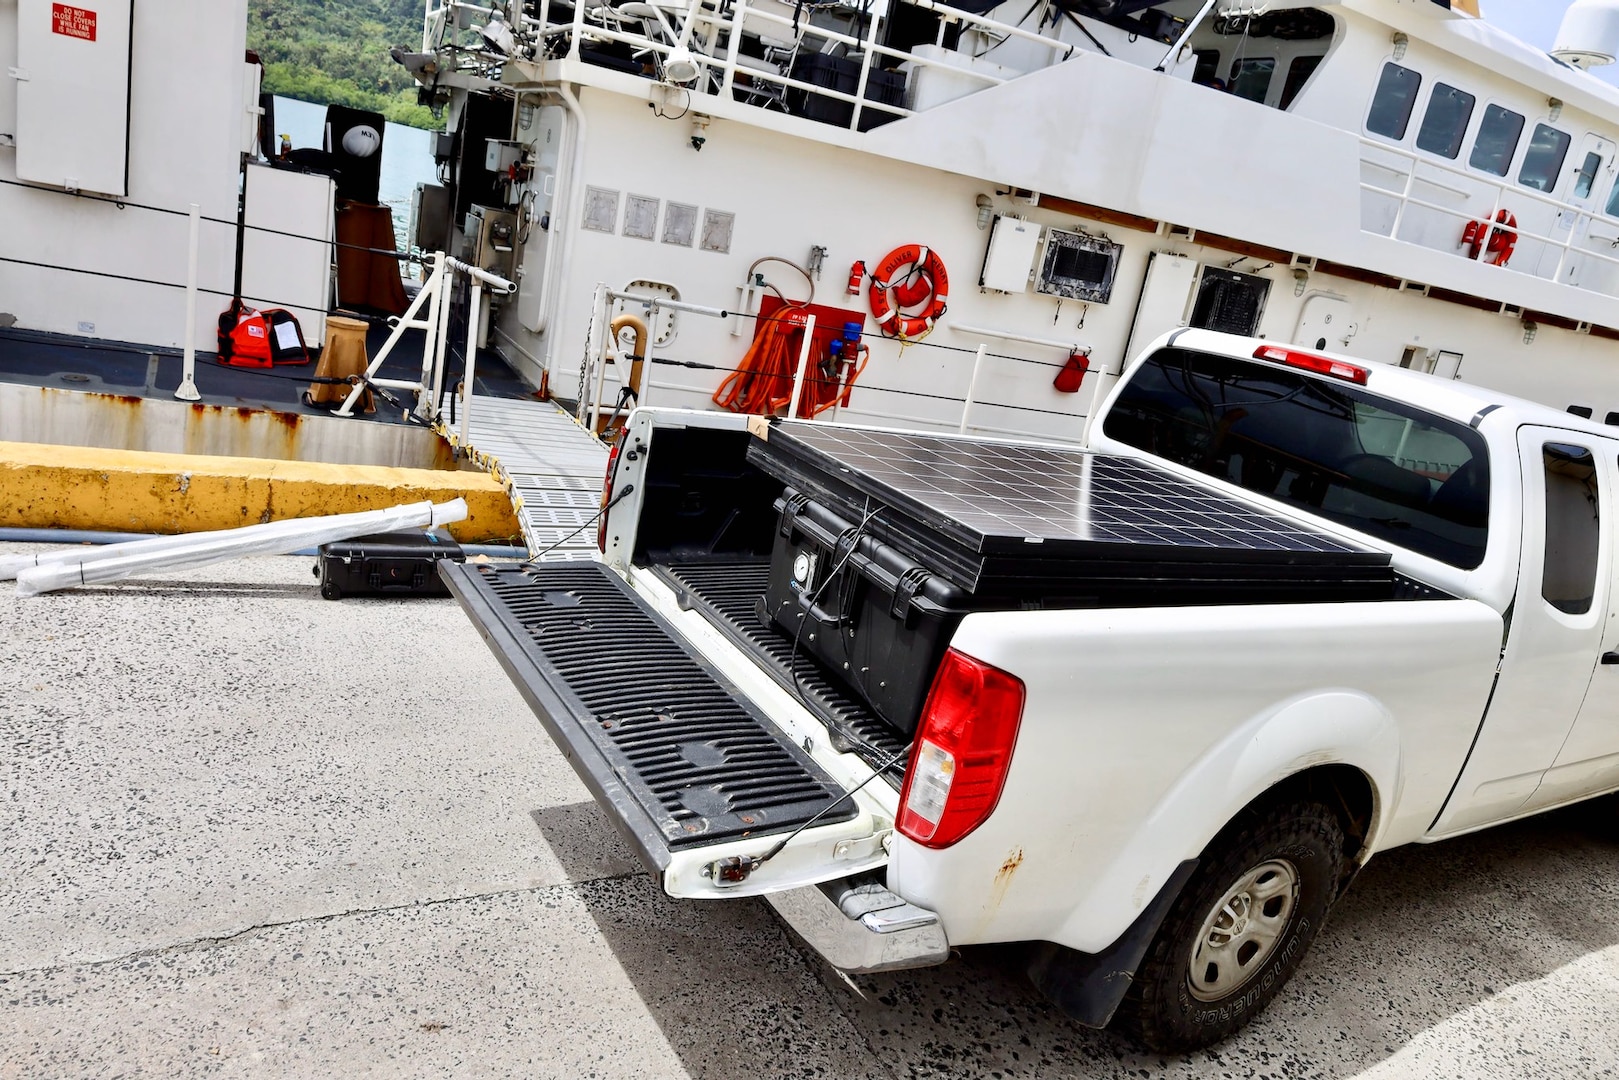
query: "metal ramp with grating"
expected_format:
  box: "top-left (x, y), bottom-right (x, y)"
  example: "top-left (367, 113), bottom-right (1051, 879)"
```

top-left (451, 395), bottom-right (610, 558)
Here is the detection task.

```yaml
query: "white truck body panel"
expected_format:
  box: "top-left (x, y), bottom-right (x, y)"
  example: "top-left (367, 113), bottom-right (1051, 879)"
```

top-left (886, 598), bottom-right (1501, 952)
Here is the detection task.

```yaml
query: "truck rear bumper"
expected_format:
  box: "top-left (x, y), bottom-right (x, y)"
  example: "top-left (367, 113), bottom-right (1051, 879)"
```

top-left (765, 875), bottom-right (950, 974)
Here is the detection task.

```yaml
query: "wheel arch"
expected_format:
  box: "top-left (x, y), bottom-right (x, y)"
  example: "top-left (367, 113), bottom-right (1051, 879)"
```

top-left (1050, 688), bottom-right (1399, 953)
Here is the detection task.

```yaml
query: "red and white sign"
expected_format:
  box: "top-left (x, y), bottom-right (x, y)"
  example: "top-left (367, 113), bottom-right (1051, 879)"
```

top-left (50, 3), bottom-right (97, 42)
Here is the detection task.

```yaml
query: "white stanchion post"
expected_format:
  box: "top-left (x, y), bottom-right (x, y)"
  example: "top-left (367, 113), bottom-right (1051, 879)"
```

top-left (429, 257), bottom-right (454, 421)
top-left (960, 343), bottom-right (987, 434)
top-left (174, 203), bottom-right (202, 402)
top-left (461, 280), bottom-right (483, 449)
top-left (416, 257), bottom-right (442, 419)
top-left (787, 313), bottom-right (817, 420)
top-left (578, 283), bottom-right (608, 426)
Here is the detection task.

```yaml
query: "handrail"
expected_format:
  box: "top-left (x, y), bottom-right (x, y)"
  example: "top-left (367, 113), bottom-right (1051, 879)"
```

top-left (1358, 134), bottom-right (1619, 290)
top-left (430, 0), bottom-right (1070, 137)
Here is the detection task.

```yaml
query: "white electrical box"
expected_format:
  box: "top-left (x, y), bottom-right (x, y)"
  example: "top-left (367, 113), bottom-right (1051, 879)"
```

top-left (979, 215), bottom-right (1042, 293)
top-left (241, 163), bottom-right (336, 347)
top-left (486, 139), bottom-right (524, 172)
top-left (14, 0), bottom-right (134, 195)
top-left (1123, 251), bottom-right (1199, 365)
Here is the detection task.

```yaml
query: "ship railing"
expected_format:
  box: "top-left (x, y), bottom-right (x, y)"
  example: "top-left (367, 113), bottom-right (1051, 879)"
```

top-left (577, 284), bottom-right (1094, 442)
top-left (1359, 137), bottom-right (1619, 293)
top-left (427, 0), bottom-right (1071, 135)
top-left (337, 252), bottom-right (516, 447)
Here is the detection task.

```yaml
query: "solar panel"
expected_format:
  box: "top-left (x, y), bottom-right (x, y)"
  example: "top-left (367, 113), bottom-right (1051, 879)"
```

top-left (751, 422), bottom-right (1382, 565)
top-left (748, 422), bottom-right (1398, 733)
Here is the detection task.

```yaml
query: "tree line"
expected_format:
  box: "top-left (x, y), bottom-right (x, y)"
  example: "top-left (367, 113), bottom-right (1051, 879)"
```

top-left (248, 0), bottom-right (444, 130)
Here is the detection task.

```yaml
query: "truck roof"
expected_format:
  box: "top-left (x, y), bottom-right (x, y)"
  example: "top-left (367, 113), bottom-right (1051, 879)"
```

top-left (1166, 329), bottom-right (1616, 440)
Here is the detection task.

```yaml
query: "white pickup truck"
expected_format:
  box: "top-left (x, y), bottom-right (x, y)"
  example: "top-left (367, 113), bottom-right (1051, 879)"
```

top-left (443, 328), bottom-right (1618, 1051)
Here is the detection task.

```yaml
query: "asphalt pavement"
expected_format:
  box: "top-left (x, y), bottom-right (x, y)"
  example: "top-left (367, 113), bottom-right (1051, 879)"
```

top-left (3, 548), bottom-right (1618, 1079)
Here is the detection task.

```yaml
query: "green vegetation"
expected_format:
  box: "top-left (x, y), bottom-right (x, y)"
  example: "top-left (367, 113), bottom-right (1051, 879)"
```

top-left (248, 0), bottom-right (443, 130)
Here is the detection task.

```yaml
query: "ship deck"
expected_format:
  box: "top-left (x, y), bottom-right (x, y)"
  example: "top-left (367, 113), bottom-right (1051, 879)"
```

top-left (0, 321), bottom-right (610, 556)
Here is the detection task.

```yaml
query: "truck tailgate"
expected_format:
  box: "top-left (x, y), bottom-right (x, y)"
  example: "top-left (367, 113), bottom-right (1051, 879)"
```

top-left (441, 559), bottom-right (881, 894)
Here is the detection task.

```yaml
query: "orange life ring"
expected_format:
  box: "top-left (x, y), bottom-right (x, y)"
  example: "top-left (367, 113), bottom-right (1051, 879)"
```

top-left (869, 244), bottom-right (949, 339)
top-left (1462, 209), bottom-right (1517, 267)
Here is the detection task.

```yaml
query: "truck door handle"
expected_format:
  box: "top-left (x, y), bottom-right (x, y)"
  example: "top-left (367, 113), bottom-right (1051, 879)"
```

top-left (1603, 651), bottom-right (1619, 665)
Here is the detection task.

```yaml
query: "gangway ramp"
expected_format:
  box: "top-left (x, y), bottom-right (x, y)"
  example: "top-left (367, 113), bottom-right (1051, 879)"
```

top-left (453, 395), bottom-right (609, 559)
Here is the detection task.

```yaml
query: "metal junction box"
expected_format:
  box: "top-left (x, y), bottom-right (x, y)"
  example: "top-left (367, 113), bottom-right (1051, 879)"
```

top-left (464, 203), bottom-right (518, 281)
top-left (979, 215), bottom-right (1042, 293)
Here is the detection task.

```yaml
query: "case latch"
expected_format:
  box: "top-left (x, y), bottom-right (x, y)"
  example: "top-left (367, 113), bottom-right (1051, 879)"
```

top-left (891, 565), bottom-right (930, 623)
top-left (779, 490), bottom-right (812, 539)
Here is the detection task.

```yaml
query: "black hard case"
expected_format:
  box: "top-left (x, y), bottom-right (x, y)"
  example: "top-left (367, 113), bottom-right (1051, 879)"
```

top-left (315, 532), bottom-right (465, 600)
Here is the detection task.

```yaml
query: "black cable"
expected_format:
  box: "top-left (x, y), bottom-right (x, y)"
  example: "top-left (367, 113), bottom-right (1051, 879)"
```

top-left (755, 739), bottom-right (912, 867)
top-left (0, 252), bottom-right (382, 323)
top-left (0, 176), bottom-right (415, 260)
top-left (787, 504), bottom-right (881, 715)
top-left (523, 483), bottom-right (635, 564)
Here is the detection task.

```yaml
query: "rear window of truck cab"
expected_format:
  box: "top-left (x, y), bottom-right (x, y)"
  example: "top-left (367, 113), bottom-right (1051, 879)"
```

top-left (1102, 348), bottom-right (1491, 569)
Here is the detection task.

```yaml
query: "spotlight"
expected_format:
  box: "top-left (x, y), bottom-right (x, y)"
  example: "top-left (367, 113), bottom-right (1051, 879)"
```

top-left (663, 46), bottom-right (701, 85)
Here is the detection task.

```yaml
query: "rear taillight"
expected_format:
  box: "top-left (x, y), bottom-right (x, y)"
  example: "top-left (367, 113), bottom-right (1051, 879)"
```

top-left (897, 649), bottom-right (1025, 848)
top-left (1252, 344), bottom-right (1369, 385)
top-left (597, 442), bottom-right (621, 553)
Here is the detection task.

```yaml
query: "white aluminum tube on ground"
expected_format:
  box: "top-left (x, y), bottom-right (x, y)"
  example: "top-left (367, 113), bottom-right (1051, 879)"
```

top-left (1, 516), bottom-right (337, 581)
top-left (0, 500), bottom-right (467, 581)
top-left (14, 499), bottom-right (467, 596)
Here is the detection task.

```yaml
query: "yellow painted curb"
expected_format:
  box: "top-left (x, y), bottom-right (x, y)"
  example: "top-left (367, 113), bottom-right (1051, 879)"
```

top-left (0, 441), bottom-right (525, 544)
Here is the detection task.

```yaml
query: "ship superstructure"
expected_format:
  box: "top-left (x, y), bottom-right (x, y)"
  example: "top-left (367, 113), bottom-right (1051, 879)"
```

top-left (405, 0), bottom-right (1619, 438)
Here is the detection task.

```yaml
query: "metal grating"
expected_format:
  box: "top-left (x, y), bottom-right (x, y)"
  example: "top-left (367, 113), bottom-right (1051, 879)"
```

top-left (459, 395), bottom-right (609, 558)
top-left (468, 561), bottom-right (858, 847)
top-left (657, 560), bottom-right (906, 780)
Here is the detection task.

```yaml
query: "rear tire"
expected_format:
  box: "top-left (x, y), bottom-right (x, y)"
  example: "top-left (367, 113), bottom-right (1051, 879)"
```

top-left (1114, 798), bottom-right (1346, 1053)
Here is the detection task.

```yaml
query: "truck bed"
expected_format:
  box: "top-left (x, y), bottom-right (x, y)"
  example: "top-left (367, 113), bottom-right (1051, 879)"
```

top-left (653, 558), bottom-right (908, 778)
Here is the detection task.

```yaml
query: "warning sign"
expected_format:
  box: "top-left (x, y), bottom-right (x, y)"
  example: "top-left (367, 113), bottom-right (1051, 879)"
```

top-left (51, 4), bottom-right (97, 41)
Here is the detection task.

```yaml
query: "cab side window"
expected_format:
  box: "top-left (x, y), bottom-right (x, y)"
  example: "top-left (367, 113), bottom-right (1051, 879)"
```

top-left (1542, 444), bottom-right (1600, 615)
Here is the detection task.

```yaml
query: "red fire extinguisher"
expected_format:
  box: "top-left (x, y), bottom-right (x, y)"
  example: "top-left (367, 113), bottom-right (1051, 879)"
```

top-left (847, 260), bottom-right (866, 296)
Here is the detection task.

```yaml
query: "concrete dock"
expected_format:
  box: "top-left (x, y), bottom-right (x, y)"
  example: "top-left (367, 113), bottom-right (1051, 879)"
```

top-left (3, 548), bottom-right (1619, 1078)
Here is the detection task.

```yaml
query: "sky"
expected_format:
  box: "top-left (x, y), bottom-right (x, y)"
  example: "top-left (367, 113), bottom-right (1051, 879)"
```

top-left (1480, 0), bottom-right (1619, 85)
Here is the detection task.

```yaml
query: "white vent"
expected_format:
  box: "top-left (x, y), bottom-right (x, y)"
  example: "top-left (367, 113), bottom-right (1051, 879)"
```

top-left (1553, 0), bottom-right (1619, 69)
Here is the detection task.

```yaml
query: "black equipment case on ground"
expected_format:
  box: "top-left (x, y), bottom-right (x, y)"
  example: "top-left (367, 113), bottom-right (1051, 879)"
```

top-left (746, 422), bottom-right (1398, 736)
top-left (315, 531), bottom-right (465, 600)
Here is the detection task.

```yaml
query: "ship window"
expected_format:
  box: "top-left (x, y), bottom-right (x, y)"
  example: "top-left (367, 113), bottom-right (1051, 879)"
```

top-left (1367, 63), bottom-right (1421, 140)
top-left (1279, 55), bottom-right (1323, 110)
top-left (1470, 104), bottom-right (1525, 176)
top-left (1575, 151), bottom-right (1604, 199)
top-left (1606, 176), bottom-right (1619, 217)
top-left (1230, 58), bottom-right (1275, 103)
top-left (1519, 124), bottom-right (1572, 192)
top-left (1193, 50), bottom-right (1222, 86)
top-left (1416, 83), bottom-right (1475, 159)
